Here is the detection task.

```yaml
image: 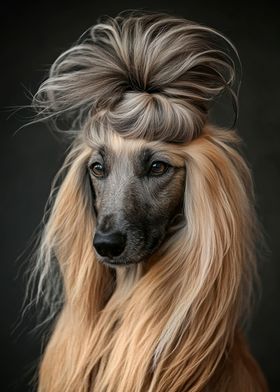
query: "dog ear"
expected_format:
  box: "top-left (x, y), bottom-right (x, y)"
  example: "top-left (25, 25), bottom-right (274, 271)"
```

top-left (34, 142), bottom-right (111, 318)
top-left (183, 125), bottom-right (259, 313)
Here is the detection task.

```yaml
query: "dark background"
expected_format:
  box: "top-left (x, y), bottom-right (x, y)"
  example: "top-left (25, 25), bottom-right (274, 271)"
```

top-left (1, 1), bottom-right (279, 391)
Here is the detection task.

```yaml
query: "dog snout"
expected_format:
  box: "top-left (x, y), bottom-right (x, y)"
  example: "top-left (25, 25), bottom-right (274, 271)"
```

top-left (93, 230), bottom-right (127, 258)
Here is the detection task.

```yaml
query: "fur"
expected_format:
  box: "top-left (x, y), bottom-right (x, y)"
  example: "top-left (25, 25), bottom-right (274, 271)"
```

top-left (28, 9), bottom-right (268, 391)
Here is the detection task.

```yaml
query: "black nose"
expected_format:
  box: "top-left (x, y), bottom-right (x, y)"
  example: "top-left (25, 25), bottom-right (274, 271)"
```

top-left (93, 231), bottom-right (127, 258)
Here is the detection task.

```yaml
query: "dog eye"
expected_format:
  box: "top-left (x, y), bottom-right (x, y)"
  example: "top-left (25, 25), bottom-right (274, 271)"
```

top-left (89, 162), bottom-right (105, 177)
top-left (149, 161), bottom-right (169, 176)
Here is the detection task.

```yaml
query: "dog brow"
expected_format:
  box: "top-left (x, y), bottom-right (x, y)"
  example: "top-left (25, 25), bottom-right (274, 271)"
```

top-left (139, 147), bottom-right (154, 164)
top-left (98, 145), bottom-right (107, 158)
top-left (97, 144), bottom-right (114, 172)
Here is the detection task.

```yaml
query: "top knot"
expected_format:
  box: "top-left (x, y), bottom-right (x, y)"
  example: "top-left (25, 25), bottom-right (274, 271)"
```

top-left (32, 9), bottom-right (241, 143)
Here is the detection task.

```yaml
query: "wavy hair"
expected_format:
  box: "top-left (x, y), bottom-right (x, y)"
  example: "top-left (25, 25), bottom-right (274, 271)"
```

top-left (28, 9), bottom-right (268, 392)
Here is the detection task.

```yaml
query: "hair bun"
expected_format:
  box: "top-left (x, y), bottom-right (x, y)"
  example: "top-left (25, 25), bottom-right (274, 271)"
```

top-left (33, 10), bottom-right (241, 143)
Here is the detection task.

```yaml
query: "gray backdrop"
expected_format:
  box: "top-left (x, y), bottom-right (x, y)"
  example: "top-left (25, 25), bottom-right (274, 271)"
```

top-left (1, 1), bottom-right (279, 391)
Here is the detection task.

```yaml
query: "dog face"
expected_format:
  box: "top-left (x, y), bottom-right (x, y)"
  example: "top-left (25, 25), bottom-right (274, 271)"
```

top-left (88, 133), bottom-right (186, 267)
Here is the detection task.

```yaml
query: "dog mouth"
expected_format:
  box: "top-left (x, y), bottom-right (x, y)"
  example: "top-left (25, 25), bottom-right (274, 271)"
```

top-left (97, 255), bottom-right (142, 267)
top-left (93, 226), bottom-right (170, 268)
top-left (94, 241), bottom-right (159, 267)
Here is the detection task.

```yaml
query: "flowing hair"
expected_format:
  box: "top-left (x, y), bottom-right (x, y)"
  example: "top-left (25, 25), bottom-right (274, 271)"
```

top-left (27, 9), bottom-right (268, 392)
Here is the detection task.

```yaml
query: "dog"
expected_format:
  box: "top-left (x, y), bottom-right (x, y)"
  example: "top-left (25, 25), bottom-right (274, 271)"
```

top-left (28, 9), bottom-right (268, 391)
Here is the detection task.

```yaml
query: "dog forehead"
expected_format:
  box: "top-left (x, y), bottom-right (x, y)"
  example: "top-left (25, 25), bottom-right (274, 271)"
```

top-left (104, 134), bottom-right (149, 168)
top-left (108, 133), bottom-right (146, 155)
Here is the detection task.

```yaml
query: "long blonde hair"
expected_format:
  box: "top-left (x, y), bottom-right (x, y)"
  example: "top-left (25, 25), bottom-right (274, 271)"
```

top-left (28, 10), bottom-right (268, 391)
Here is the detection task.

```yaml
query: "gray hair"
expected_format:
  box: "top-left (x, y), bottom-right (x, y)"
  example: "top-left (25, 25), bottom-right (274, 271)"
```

top-left (32, 9), bottom-right (241, 143)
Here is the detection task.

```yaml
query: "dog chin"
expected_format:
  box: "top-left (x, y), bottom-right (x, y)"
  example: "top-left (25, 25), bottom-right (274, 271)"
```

top-left (96, 254), bottom-right (143, 268)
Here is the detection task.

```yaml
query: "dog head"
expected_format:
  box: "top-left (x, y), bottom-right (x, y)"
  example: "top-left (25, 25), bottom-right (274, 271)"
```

top-left (31, 12), bottom-right (240, 268)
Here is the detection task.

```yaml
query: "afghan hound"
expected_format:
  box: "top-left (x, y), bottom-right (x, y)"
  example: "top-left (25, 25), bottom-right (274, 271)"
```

top-left (28, 9), bottom-right (268, 392)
